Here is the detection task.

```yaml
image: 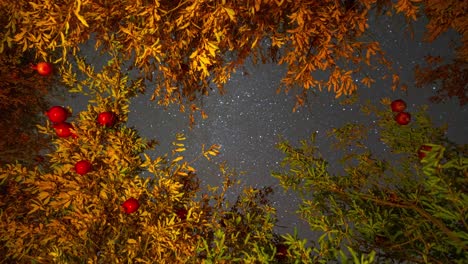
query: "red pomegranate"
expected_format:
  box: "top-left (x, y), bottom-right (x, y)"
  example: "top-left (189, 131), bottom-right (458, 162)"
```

top-left (53, 122), bottom-right (75, 138)
top-left (122, 198), bottom-right (140, 214)
top-left (418, 145), bottom-right (432, 160)
top-left (390, 99), bottom-right (407, 112)
top-left (46, 106), bottom-right (68, 123)
top-left (31, 62), bottom-right (53, 76)
top-left (395, 112), bottom-right (411, 125)
top-left (97, 111), bottom-right (117, 127)
top-left (75, 160), bottom-right (92, 175)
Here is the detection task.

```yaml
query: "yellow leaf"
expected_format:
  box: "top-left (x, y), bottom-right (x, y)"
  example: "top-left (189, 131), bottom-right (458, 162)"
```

top-left (206, 151), bottom-right (218, 156)
top-left (74, 12), bottom-right (89, 27)
top-left (13, 30), bottom-right (26, 42)
top-left (251, 37), bottom-right (259, 49)
top-left (28, 204), bottom-right (41, 214)
top-left (177, 171), bottom-right (188, 176)
top-left (38, 191), bottom-right (50, 201)
top-left (224, 7), bottom-right (236, 21)
top-left (189, 50), bottom-right (198, 59)
top-left (201, 110), bottom-right (208, 119)
top-left (175, 147), bottom-right (186, 152)
top-left (100, 190), bottom-right (108, 200)
top-left (255, 0), bottom-right (261, 11)
top-left (173, 156), bottom-right (184, 163)
top-left (176, 133), bottom-right (186, 141)
top-left (74, 0), bottom-right (89, 27)
top-left (187, 165), bottom-right (196, 172)
top-left (361, 76), bottom-right (375, 88)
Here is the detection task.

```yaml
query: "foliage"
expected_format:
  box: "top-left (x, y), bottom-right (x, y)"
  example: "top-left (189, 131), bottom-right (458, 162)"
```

top-left (0, 49), bottom-right (395, 264)
top-left (413, 0), bottom-right (468, 106)
top-left (1, 0), bottom-right (467, 263)
top-left (0, 45), bottom-right (57, 166)
top-left (3, 0), bottom-right (464, 123)
top-left (414, 56), bottom-right (467, 106)
top-left (273, 99), bottom-right (468, 263)
top-left (0, 57), bottom-right (287, 263)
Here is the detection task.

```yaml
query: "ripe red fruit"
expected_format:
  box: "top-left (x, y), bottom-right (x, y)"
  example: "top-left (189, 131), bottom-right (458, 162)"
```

top-left (418, 145), bottom-right (432, 160)
top-left (75, 160), bottom-right (92, 175)
top-left (97, 111), bottom-right (117, 127)
top-left (31, 62), bottom-right (53, 76)
top-left (122, 198), bottom-right (140, 214)
top-left (46, 106), bottom-right (68, 123)
top-left (395, 112), bottom-right (411, 125)
top-left (53, 122), bottom-right (76, 138)
top-left (390, 99), bottom-right (407, 112)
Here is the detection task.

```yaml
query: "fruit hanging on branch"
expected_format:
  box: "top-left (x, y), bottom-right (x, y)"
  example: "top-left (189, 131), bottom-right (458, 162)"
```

top-left (53, 122), bottom-right (77, 138)
top-left (395, 112), bottom-right (411, 125)
top-left (390, 99), bottom-right (407, 112)
top-left (122, 197), bottom-right (139, 214)
top-left (46, 106), bottom-right (69, 123)
top-left (74, 160), bottom-right (92, 175)
top-left (418, 145), bottom-right (432, 160)
top-left (31, 62), bottom-right (53, 76)
top-left (97, 111), bottom-right (117, 127)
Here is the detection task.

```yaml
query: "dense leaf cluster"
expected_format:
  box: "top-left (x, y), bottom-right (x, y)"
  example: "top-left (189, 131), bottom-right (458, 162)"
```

top-left (273, 101), bottom-right (467, 263)
top-left (3, 0), bottom-right (465, 120)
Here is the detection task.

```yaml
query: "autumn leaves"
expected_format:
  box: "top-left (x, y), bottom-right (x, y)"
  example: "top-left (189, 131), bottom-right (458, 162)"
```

top-left (3, 0), bottom-right (420, 126)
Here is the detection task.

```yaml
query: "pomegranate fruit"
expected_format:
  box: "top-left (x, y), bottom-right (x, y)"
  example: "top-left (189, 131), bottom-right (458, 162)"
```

top-left (53, 122), bottom-right (75, 138)
top-left (46, 106), bottom-right (68, 123)
top-left (31, 62), bottom-right (53, 76)
top-left (418, 145), bottom-right (432, 160)
top-left (75, 160), bottom-right (92, 175)
top-left (390, 99), bottom-right (406, 112)
top-left (122, 198), bottom-right (139, 214)
top-left (395, 112), bottom-right (411, 125)
top-left (97, 111), bottom-right (117, 127)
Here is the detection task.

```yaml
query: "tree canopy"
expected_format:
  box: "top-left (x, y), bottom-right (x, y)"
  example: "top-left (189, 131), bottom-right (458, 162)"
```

top-left (2, 0), bottom-right (466, 121)
top-left (0, 0), bottom-right (467, 263)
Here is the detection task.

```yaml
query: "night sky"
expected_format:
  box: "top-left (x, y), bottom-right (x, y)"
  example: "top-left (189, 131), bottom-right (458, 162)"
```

top-left (57, 13), bottom-right (467, 241)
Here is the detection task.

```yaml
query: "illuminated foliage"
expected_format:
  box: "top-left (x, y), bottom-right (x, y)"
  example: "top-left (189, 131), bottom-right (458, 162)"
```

top-left (414, 0), bottom-right (468, 106)
top-left (3, 0), bottom-right (464, 122)
top-left (1, 0), bottom-right (467, 263)
top-left (0, 57), bottom-right (285, 263)
top-left (273, 99), bottom-right (468, 263)
top-left (0, 46), bottom-right (56, 165)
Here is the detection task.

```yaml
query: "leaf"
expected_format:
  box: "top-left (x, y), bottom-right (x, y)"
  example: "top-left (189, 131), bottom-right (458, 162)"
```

top-left (172, 156), bottom-right (184, 163)
top-left (223, 7), bottom-right (236, 21)
top-left (74, 0), bottom-right (89, 27)
top-left (174, 147), bottom-right (186, 152)
top-left (361, 76), bottom-right (375, 88)
top-left (177, 171), bottom-right (188, 176)
top-left (100, 189), bottom-right (108, 200)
